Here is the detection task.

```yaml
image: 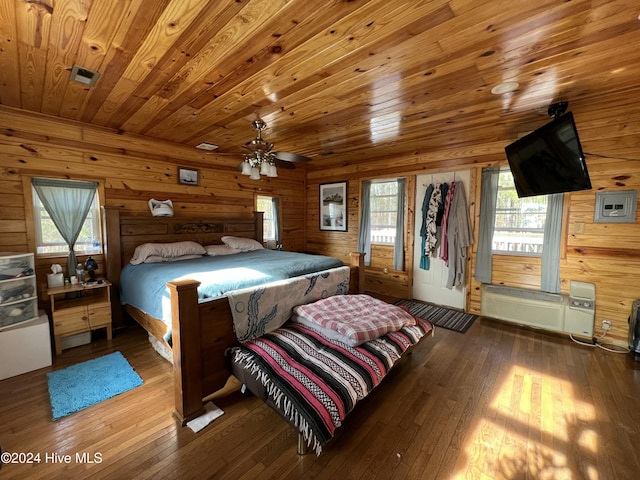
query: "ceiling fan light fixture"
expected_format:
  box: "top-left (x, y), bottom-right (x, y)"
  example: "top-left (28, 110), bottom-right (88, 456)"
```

top-left (267, 164), bottom-right (278, 178)
top-left (241, 161), bottom-right (252, 175)
top-left (245, 139), bottom-right (273, 152)
top-left (249, 167), bottom-right (261, 180)
top-left (237, 119), bottom-right (306, 179)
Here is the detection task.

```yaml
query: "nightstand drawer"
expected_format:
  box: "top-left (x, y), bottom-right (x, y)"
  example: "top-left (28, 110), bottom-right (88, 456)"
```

top-left (53, 307), bottom-right (90, 335)
top-left (87, 303), bottom-right (112, 327)
top-left (48, 279), bottom-right (112, 354)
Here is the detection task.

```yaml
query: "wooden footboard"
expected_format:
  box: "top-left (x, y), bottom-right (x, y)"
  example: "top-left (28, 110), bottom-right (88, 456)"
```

top-left (167, 252), bottom-right (365, 424)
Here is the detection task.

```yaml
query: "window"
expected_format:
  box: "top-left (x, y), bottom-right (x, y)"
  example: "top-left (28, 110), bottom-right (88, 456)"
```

top-left (256, 195), bottom-right (280, 243)
top-left (370, 180), bottom-right (399, 245)
top-left (32, 184), bottom-right (102, 255)
top-left (493, 170), bottom-right (548, 255)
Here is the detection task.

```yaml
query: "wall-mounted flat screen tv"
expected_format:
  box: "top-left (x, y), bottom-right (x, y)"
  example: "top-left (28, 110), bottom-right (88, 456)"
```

top-left (505, 112), bottom-right (592, 198)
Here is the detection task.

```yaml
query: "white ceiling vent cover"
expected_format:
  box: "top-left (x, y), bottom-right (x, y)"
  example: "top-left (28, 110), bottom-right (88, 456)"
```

top-left (69, 65), bottom-right (100, 86)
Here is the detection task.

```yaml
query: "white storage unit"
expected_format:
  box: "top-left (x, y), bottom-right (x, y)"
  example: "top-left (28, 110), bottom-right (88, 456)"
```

top-left (0, 253), bottom-right (52, 380)
top-left (0, 311), bottom-right (52, 380)
top-left (61, 331), bottom-right (91, 350)
top-left (0, 252), bottom-right (38, 330)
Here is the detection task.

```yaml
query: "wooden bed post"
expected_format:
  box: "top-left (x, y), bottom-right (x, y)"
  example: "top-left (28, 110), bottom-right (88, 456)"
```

top-left (349, 252), bottom-right (365, 294)
top-left (167, 279), bottom-right (205, 424)
top-left (253, 211), bottom-right (264, 244)
top-left (102, 206), bottom-right (124, 328)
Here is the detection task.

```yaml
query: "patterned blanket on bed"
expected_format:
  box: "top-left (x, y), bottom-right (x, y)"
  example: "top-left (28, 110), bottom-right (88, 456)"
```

top-left (229, 318), bottom-right (433, 455)
top-left (227, 266), bottom-right (350, 343)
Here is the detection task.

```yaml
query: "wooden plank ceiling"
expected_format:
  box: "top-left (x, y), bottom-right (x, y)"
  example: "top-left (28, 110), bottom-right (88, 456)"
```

top-left (1, 0), bottom-right (640, 171)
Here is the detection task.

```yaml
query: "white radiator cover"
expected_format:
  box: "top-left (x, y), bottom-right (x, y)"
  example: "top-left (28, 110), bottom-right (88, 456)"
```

top-left (481, 284), bottom-right (595, 337)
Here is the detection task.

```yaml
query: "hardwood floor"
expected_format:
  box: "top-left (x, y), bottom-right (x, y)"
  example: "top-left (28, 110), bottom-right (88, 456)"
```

top-left (1, 319), bottom-right (639, 479)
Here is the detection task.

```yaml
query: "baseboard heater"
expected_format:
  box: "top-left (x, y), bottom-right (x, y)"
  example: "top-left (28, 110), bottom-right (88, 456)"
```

top-left (481, 283), bottom-right (595, 336)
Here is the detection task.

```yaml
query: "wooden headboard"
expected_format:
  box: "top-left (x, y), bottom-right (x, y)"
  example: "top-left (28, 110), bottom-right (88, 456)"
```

top-left (102, 206), bottom-right (263, 290)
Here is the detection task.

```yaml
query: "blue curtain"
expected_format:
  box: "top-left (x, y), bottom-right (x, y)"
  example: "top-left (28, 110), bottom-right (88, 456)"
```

top-left (357, 181), bottom-right (372, 266)
top-left (32, 178), bottom-right (98, 278)
top-left (474, 168), bottom-right (500, 283)
top-left (393, 178), bottom-right (405, 270)
top-left (272, 197), bottom-right (281, 248)
top-left (541, 193), bottom-right (564, 293)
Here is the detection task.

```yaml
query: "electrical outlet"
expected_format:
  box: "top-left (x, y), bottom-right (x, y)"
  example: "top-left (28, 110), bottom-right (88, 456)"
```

top-left (602, 320), bottom-right (612, 331)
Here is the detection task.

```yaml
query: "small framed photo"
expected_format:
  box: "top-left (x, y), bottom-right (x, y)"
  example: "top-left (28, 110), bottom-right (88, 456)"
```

top-left (319, 181), bottom-right (347, 231)
top-left (178, 167), bottom-right (199, 185)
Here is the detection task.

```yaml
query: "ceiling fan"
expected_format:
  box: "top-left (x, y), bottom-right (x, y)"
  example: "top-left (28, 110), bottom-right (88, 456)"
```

top-left (238, 118), bottom-right (311, 180)
top-left (235, 119), bottom-right (311, 179)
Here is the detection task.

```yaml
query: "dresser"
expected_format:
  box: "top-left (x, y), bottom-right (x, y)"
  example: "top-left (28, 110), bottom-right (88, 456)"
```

top-left (0, 252), bottom-right (52, 379)
top-left (0, 252), bottom-right (38, 330)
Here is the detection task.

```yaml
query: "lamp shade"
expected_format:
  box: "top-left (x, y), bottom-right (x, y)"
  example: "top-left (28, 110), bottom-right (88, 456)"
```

top-left (84, 256), bottom-right (99, 281)
top-left (84, 256), bottom-right (98, 271)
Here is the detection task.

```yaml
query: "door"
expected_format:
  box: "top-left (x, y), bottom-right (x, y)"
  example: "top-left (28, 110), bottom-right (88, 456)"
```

top-left (413, 170), bottom-right (471, 309)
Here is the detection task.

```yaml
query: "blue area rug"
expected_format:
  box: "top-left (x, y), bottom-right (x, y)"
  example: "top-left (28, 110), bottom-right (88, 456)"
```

top-left (47, 351), bottom-right (143, 421)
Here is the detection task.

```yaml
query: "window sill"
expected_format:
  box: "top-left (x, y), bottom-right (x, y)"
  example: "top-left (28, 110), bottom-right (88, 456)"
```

top-left (491, 251), bottom-right (542, 258)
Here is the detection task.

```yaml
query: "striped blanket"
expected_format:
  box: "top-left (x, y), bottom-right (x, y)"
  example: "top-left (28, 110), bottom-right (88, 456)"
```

top-left (229, 318), bottom-right (433, 455)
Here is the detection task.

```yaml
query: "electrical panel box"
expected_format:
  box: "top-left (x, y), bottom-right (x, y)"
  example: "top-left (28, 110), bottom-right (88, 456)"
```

top-left (594, 190), bottom-right (637, 223)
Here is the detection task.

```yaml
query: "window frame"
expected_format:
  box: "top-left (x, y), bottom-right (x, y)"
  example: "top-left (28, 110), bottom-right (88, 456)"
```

top-left (23, 176), bottom-right (105, 259)
top-left (369, 179), bottom-right (400, 246)
top-left (492, 169), bottom-right (548, 257)
top-left (256, 194), bottom-right (281, 245)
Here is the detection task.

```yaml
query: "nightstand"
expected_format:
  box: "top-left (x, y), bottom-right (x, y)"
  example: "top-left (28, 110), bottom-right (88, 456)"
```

top-left (47, 280), bottom-right (112, 355)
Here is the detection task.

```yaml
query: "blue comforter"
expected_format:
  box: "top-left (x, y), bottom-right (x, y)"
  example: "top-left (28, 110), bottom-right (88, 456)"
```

top-left (119, 250), bottom-right (344, 325)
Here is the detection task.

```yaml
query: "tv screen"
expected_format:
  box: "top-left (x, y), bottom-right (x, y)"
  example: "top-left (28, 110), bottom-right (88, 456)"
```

top-left (505, 112), bottom-right (591, 198)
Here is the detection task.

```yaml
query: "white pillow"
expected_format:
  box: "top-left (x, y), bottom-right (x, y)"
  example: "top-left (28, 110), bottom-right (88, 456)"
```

top-left (204, 244), bottom-right (240, 256)
top-left (221, 236), bottom-right (264, 252)
top-left (142, 254), bottom-right (204, 264)
top-left (130, 241), bottom-right (206, 265)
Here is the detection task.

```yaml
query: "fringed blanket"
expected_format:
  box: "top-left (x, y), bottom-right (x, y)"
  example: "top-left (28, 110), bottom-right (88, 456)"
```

top-left (227, 266), bottom-right (350, 343)
top-left (229, 318), bottom-right (433, 455)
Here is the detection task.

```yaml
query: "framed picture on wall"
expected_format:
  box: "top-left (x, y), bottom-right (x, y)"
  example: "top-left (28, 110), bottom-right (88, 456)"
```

top-left (178, 167), bottom-right (199, 185)
top-left (319, 181), bottom-right (347, 231)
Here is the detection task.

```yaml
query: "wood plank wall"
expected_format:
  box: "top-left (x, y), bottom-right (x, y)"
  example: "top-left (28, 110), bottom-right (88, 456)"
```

top-left (0, 106), bottom-right (306, 312)
top-left (2, 103), bottom-right (639, 347)
top-left (306, 103), bottom-right (640, 348)
top-left (305, 176), bottom-right (416, 303)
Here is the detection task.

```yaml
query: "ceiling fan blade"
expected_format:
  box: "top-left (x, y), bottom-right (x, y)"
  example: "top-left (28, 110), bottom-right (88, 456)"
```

top-left (274, 159), bottom-right (296, 169)
top-left (274, 151), bottom-right (311, 163)
top-left (201, 151), bottom-right (243, 156)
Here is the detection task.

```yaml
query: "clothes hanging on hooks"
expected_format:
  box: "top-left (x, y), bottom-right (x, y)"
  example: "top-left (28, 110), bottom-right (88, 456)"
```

top-left (436, 183), bottom-right (449, 227)
top-left (419, 183), bottom-right (434, 270)
top-left (426, 183), bottom-right (442, 255)
top-left (416, 174), bottom-right (471, 288)
top-left (445, 181), bottom-right (473, 289)
top-left (440, 181), bottom-right (456, 265)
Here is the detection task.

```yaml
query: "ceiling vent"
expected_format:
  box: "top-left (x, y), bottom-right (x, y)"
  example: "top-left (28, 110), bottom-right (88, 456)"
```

top-left (69, 65), bottom-right (100, 86)
top-left (195, 142), bottom-right (219, 151)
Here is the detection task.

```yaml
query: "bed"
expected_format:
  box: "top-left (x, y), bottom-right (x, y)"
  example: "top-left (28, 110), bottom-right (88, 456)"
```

top-left (103, 207), bottom-right (365, 424)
